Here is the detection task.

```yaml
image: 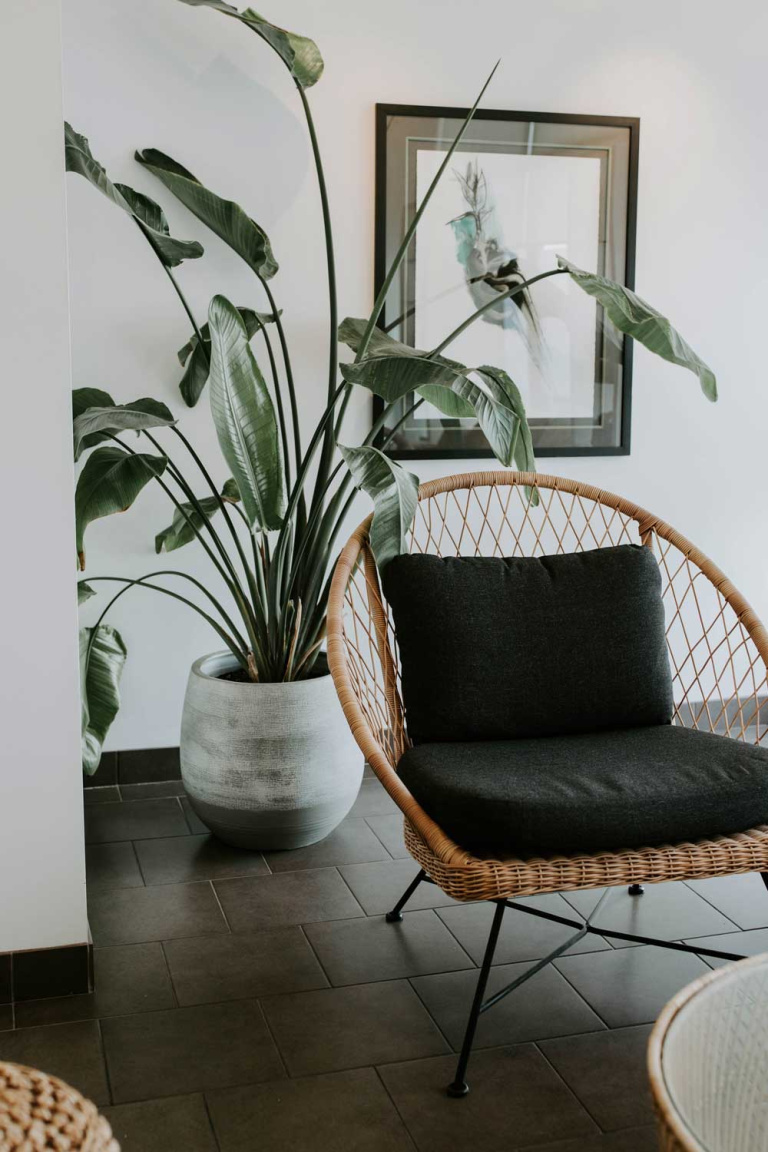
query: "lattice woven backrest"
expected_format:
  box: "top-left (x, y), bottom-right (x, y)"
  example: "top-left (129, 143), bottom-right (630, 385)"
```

top-left (330, 473), bottom-right (768, 768)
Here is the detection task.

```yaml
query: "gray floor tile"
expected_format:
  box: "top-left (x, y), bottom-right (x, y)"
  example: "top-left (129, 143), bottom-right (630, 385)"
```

top-left (562, 880), bottom-right (737, 946)
top-left (261, 980), bottom-right (449, 1075)
top-left (120, 780), bottom-right (187, 800)
top-left (103, 1093), bottom-right (218, 1151)
top-left (84, 785), bottom-right (121, 805)
top-left (555, 945), bottom-right (709, 1028)
top-left (0, 1020), bottom-right (109, 1105)
top-left (683, 925), bottom-right (768, 968)
top-left (181, 796), bottom-right (210, 834)
top-left (365, 814), bottom-right (409, 859)
top-left (86, 842), bottom-right (144, 893)
top-left (412, 962), bottom-right (604, 1049)
top-left (686, 872), bottom-right (768, 930)
top-left (436, 896), bottom-right (610, 965)
top-left (103, 1000), bottom-right (284, 1103)
top-left (136, 834), bottom-right (269, 885)
top-left (164, 928), bottom-right (328, 1005)
top-left (89, 882), bottom-right (228, 946)
top-left (540, 1024), bottom-right (655, 1131)
top-left (119, 747), bottom-right (180, 785)
top-left (304, 910), bottom-right (474, 986)
top-left (14, 943), bottom-right (175, 1027)
top-left (85, 798), bottom-right (189, 844)
top-left (378, 1045), bottom-right (598, 1152)
top-left (339, 860), bottom-right (458, 915)
top-left (0, 1006), bottom-right (12, 1031)
top-left (207, 1067), bottom-right (414, 1151)
top-left (348, 780), bottom-right (400, 818)
top-left (518, 1129), bottom-right (657, 1152)
top-left (263, 818), bottom-right (390, 873)
top-left (214, 868), bottom-right (364, 930)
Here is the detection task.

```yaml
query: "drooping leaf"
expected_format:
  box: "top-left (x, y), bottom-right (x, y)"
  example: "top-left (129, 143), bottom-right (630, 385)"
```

top-left (177, 1), bottom-right (324, 88)
top-left (339, 445), bottom-right (419, 570)
top-left (207, 295), bottom-right (285, 532)
top-left (77, 581), bottom-right (97, 605)
top-left (341, 356), bottom-right (520, 464)
top-left (64, 123), bottom-right (203, 267)
top-left (476, 365), bottom-right (539, 506)
top-left (75, 446), bottom-right (167, 569)
top-left (557, 257), bottom-right (717, 402)
top-left (73, 388), bottom-right (115, 454)
top-left (177, 306), bottom-right (277, 408)
top-left (155, 479), bottom-right (240, 553)
top-left (80, 624), bottom-right (127, 775)
top-left (73, 398), bottom-right (176, 460)
top-left (135, 149), bottom-right (278, 280)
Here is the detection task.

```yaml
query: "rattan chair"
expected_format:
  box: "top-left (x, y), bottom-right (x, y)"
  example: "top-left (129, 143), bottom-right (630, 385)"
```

top-left (0, 1061), bottom-right (118, 1150)
top-left (327, 471), bottom-right (768, 1097)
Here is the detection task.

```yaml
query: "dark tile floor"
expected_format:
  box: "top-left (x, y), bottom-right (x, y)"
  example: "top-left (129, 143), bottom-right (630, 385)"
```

top-left (4, 773), bottom-right (768, 1150)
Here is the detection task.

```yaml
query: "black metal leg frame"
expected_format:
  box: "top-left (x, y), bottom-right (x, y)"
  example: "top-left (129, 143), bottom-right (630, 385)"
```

top-left (386, 868), bottom-right (758, 1097)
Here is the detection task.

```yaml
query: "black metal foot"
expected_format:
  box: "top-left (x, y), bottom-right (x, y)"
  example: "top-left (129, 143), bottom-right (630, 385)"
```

top-left (385, 910), bottom-right (403, 923)
top-left (447, 1080), bottom-right (469, 1098)
top-left (384, 868), bottom-right (426, 923)
top-left (628, 884), bottom-right (645, 895)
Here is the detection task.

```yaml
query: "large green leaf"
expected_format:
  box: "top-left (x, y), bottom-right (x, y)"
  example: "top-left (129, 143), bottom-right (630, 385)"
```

top-left (339, 445), bottom-right (419, 570)
top-left (73, 388), bottom-right (115, 454)
top-left (135, 149), bottom-right (278, 280)
top-left (75, 446), bottom-right (167, 569)
top-left (64, 124), bottom-right (203, 267)
top-left (341, 356), bottom-right (520, 465)
top-left (155, 479), bottom-right (240, 553)
top-left (77, 581), bottom-right (97, 605)
top-left (73, 398), bottom-right (175, 460)
top-left (177, 1), bottom-right (324, 88)
top-left (207, 295), bottom-right (285, 532)
top-left (177, 306), bottom-right (277, 408)
top-left (557, 257), bottom-right (717, 402)
top-left (80, 624), bottom-right (127, 775)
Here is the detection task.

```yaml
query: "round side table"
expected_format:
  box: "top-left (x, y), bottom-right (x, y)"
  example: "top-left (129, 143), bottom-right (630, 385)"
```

top-left (0, 1061), bottom-right (118, 1150)
top-left (648, 952), bottom-right (768, 1151)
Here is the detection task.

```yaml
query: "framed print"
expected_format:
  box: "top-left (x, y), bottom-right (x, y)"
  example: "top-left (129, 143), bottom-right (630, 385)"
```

top-left (373, 105), bottom-right (639, 457)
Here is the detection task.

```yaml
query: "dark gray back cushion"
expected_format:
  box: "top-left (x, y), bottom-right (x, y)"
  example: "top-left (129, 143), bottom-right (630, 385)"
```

top-left (380, 545), bottom-right (674, 743)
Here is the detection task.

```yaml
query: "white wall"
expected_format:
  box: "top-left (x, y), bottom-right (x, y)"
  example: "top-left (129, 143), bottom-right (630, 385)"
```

top-left (0, 0), bottom-right (89, 950)
top-left (62, 0), bottom-right (768, 751)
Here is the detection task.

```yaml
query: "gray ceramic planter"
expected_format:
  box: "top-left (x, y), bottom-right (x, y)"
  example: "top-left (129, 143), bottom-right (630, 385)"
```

top-left (180, 651), bottom-right (363, 850)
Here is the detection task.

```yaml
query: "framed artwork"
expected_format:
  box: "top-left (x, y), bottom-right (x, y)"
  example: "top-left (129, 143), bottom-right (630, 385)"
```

top-left (373, 105), bottom-right (640, 457)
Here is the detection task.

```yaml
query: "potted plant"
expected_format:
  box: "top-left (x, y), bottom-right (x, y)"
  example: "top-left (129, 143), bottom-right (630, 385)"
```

top-left (70, 1), bottom-right (716, 849)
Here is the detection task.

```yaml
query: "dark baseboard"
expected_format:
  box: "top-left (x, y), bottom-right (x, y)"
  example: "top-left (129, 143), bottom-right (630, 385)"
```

top-left (1, 942), bottom-right (93, 1003)
top-left (84, 746), bottom-right (181, 788)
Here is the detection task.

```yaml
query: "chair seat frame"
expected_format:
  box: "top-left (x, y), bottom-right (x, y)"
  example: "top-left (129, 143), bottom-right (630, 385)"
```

top-left (327, 472), bottom-right (768, 1096)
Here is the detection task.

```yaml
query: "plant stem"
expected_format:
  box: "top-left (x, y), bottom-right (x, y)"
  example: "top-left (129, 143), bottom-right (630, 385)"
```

top-left (253, 315), bottom-right (291, 490)
top-left (429, 267), bottom-right (566, 356)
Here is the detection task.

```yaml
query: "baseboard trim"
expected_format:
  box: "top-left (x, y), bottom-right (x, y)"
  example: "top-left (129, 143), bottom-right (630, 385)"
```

top-left (1, 942), bottom-right (93, 1003)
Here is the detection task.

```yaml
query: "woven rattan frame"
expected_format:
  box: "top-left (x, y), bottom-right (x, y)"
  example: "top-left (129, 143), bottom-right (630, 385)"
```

top-left (327, 472), bottom-right (768, 902)
top-left (0, 1061), bottom-right (118, 1150)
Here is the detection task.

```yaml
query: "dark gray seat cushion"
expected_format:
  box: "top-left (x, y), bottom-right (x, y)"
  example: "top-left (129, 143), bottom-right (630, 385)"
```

top-left (397, 725), bottom-right (768, 858)
top-left (380, 545), bottom-right (674, 743)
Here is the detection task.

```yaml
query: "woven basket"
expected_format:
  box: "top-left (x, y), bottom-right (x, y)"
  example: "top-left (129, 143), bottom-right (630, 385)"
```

top-left (0, 1062), bottom-right (118, 1151)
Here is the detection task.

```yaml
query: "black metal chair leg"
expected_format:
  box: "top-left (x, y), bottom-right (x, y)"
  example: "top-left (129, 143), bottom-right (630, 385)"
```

top-left (628, 884), bottom-right (645, 895)
top-left (385, 868), bottom-right (427, 922)
top-left (447, 900), bottom-right (506, 1098)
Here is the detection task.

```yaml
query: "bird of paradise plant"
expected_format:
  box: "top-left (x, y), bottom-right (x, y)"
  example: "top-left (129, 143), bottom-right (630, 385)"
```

top-left (70, 0), bottom-right (717, 772)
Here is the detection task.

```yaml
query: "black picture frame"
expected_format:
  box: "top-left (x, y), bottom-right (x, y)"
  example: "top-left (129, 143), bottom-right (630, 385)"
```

top-left (372, 104), bottom-right (640, 459)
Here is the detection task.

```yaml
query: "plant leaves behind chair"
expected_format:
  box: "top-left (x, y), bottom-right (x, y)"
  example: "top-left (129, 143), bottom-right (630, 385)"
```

top-left (135, 149), bottom-right (278, 281)
top-left (155, 479), bottom-right (241, 553)
top-left (207, 294), bottom-right (286, 532)
top-left (176, 1), bottom-right (324, 88)
top-left (177, 306), bottom-right (278, 408)
top-left (73, 399), bottom-right (176, 460)
top-left (64, 123), bottom-right (203, 267)
top-left (72, 388), bottom-right (116, 455)
top-left (75, 446), bottom-right (167, 569)
top-left (338, 445), bottom-right (419, 570)
top-left (558, 257), bottom-right (718, 401)
top-left (80, 624), bottom-right (127, 775)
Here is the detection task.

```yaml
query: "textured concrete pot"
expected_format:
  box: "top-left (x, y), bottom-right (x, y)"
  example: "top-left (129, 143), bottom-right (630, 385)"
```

top-left (180, 651), bottom-right (363, 850)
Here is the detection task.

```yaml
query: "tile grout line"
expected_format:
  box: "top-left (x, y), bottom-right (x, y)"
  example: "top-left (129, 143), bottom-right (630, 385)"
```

top-left (548, 958), bottom-right (613, 1032)
top-left (296, 924), bottom-right (333, 989)
top-left (332, 865), bottom-right (375, 919)
top-left (362, 816), bottom-right (398, 861)
top-left (534, 1041), bottom-right (606, 1137)
top-left (681, 878), bottom-right (750, 931)
top-left (372, 1065), bottom-right (421, 1152)
top-left (208, 881), bottom-right (234, 934)
top-left (95, 1017), bottom-right (116, 1107)
top-left (253, 998), bottom-right (291, 1079)
top-left (158, 941), bottom-right (180, 1009)
top-left (406, 976), bottom-right (457, 1055)
top-left (200, 1093), bottom-right (224, 1152)
top-left (130, 840), bottom-right (148, 887)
